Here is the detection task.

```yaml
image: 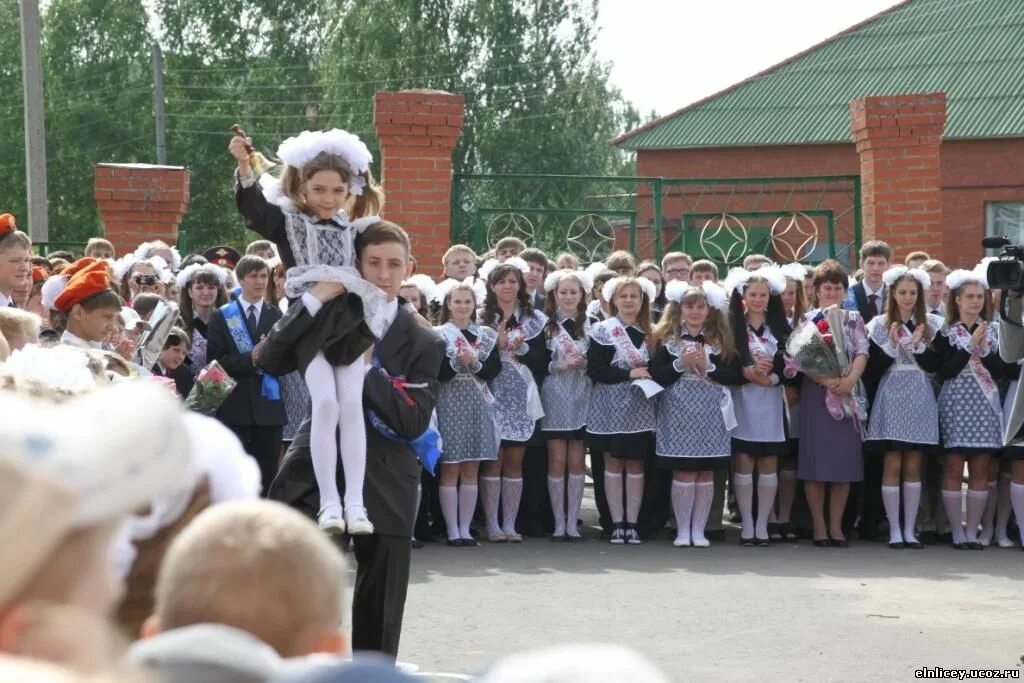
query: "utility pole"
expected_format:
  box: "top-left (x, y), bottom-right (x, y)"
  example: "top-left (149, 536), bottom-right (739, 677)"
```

top-left (152, 43), bottom-right (167, 165)
top-left (19, 0), bottom-right (48, 243)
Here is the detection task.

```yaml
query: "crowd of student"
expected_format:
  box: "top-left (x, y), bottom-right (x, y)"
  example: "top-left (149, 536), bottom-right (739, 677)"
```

top-left (5, 212), bottom-right (1023, 555)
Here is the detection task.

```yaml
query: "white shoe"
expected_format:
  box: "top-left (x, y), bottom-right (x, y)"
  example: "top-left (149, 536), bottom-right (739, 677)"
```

top-left (673, 536), bottom-right (691, 548)
top-left (691, 536), bottom-right (711, 548)
top-left (345, 506), bottom-right (375, 535)
top-left (318, 505), bottom-right (345, 535)
top-left (996, 536), bottom-right (1015, 548)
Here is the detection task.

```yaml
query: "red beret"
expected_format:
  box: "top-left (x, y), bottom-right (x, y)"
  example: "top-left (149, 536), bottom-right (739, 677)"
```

top-left (0, 214), bottom-right (16, 237)
top-left (31, 266), bottom-right (47, 284)
top-left (54, 260), bottom-right (113, 313)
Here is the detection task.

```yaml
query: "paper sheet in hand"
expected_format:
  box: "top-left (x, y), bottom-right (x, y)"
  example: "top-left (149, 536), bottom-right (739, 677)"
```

top-left (632, 378), bottom-right (663, 399)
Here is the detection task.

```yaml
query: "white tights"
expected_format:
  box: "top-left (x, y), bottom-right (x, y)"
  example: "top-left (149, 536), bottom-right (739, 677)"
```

top-left (305, 351), bottom-right (367, 512)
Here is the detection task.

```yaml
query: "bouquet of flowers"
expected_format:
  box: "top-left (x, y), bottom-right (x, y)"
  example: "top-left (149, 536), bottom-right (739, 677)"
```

top-left (184, 361), bottom-right (237, 414)
top-left (785, 308), bottom-right (868, 432)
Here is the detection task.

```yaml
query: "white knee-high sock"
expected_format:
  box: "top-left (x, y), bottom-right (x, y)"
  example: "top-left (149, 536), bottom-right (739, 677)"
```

top-left (625, 473), bottom-right (644, 524)
top-left (1011, 482), bottom-right (1024, 546)
top-left (334, 358), bottom-right (368, 511)
top-left (458, 484), bottom-right (478, 540)
top-left (566, 474), bottom-right (585, 537)
top-left (777, 469), bottom-right (797, 523)
top-left (305, 353), bottom-right (342, 510)
top-left (902, 481), bottom-right (921, 543)
top-left (671, 481), bottom-right (695, 543)
top-left (756, 473), bottom-right (778, 539)
top-left (882, 485), bottom-right (903, 544)
top-left (980, 481), bottom-right (998, 543)
top-left (733, 472), bottom-right (754, 537)
top-left (965, 489), bottom-right (988, 543)
top-left (439, 486), bottom-right (459, 540)
top-left (995, 474), bottom-right (1012, 543)
top-left (548, 476), bottom-right (566, 536)
top-left (692, 481), bottom-right (714, 542)
top-left (481, 476), bottom-right (502, 536)
top-left (501, 477), bottom-right (523, 535)
top-left (605, 472), bottom-right (624, 524)
top-left (942, 489), bottom-right (966, 544)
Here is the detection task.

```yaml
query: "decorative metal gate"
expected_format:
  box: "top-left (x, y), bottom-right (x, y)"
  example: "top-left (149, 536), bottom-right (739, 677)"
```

top-left (451, 174), bottom-right (862, 270)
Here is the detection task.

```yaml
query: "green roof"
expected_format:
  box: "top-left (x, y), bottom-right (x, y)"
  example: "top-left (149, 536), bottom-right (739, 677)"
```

top-left (614, 0), bottom-right (1024, 150)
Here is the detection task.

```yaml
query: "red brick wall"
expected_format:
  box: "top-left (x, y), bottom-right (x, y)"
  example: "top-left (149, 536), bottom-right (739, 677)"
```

top-left (633, 138), bottom-right (1024, 268)
top-left (94, 163), bottom-right (190, 257)
top-left (373, 90), bottom-right (465, 277)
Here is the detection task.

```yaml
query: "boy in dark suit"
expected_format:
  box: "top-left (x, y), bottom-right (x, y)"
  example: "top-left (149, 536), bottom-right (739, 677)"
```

top-left (842, 239), bottom-right (892, 540)
top-left (207, 255), bottom-right (286, 493)
top-left (261, 220), bottom-right (444, 660)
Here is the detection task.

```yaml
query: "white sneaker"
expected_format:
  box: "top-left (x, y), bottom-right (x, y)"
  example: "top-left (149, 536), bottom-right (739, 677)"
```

top-left (345, 506), bottom-right (375, 535)
top-left (318, 505), bottom-right (345, 535)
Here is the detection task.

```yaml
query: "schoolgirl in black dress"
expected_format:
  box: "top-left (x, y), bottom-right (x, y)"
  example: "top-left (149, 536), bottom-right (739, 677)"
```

top-left (478, 258), bottom-right (549, 542)
top-left (651, 280), bottom-right (742, 548)
top-left (586, 276), bottom-right (659, 545)
top-left (724, 266), bottom-right (791, 546)
top-left (541, 269), bottom-right (593, 541)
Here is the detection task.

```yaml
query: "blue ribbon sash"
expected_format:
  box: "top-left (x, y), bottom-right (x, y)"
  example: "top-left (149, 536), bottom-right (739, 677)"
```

top-left (367, 351), bottom-right (442, 474)
top-left (221, 301), bottom-right (281, 401)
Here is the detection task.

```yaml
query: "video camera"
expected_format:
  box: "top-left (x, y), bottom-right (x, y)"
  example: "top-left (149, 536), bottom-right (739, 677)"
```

top-left (983, 236), bottom-right (1024, 291)
top-left (983, 236), bottom-right (1024, 326)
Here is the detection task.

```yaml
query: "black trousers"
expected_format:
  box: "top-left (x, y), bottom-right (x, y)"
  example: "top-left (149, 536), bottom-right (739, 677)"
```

top-left (228, 424), bottom-right (283, 495)
top-left (589, 449), bottom-right (613, 533)
top-left (520, 444), bottom-right (553, 536)
top-left (351, 533), bottom-right (412, 659)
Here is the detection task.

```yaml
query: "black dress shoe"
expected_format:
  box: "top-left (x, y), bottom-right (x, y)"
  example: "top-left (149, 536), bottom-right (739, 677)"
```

top-left (706, 529), bottom-right (727, 542)
top-left (888, 542), bottom-right (905, 550)
top-left (952, 542), bottom-right (967, 550)
top-left (549, 534), bottom-right (566, 543)
top-left (411, 539), bottom-right (424, 549)
top-left (756, 537), bottom-right (771, 547)
top-left (967, 542), bottom-right (985, 551)
top-left (461, 538), bottom-right (479, 547)
top-left (740, 536), bottom-right (755, 547)
top-left (830, 538), bottom-right (850, 548)
top-left (918, 530), bottom-right (937, 545)
top-left (778, 522), bottom-right (798, 541)
top-left (905, 541), bottom-right (924, 550)
top-left (813, 538), bottom-right (831, 548)
top-left (446, 538), bottom-right (463, 547)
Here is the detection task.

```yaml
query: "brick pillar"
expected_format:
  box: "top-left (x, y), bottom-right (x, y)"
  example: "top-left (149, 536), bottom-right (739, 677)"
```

top-left (373, 89), bottom-right (465, 277)
top-left (94, 163), bottom-right (190, 257)
top-left (850, 92), bottom-right (947, 262)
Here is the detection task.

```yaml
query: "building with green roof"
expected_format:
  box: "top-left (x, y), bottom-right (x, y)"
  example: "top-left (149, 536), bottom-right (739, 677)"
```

top-left (613, 0), bottom-right (1024, 267)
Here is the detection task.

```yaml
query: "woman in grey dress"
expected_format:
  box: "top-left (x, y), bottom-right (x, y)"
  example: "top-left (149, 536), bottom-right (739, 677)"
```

top-left (540, 269), bottom-right (593, 541)
top-left (791, 260), bottom-right (869, 548)
top-left (434, 278), bottom-right (501, 546)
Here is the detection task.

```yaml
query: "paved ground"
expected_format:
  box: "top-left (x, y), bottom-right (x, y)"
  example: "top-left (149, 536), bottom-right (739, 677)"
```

top-left (393, 491), bottom-right (1024, 682)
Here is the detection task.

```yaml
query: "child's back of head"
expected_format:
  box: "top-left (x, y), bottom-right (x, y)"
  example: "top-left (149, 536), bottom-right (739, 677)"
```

top-left (151, 501), bottom-right (346, 659)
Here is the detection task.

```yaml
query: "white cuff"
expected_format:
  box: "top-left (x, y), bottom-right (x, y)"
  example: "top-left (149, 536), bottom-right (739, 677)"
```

top-left (235, 169), bottom-right (257, 189)
top-left (514, 342), bottom-right (530, 357)
top-left (769, 373), bottom-right (780, 386)
top-left (672, 357), bottom-right (684, 373)
top-left (301, 292), bottom-right (323, 317)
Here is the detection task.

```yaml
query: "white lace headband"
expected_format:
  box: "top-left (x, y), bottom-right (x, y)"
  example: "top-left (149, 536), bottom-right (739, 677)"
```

top-left (276, 129), bottom-right (373, 196)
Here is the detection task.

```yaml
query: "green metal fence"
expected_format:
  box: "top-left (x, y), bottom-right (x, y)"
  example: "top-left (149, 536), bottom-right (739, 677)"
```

top-left (451, 173), bottom-right (862, 270)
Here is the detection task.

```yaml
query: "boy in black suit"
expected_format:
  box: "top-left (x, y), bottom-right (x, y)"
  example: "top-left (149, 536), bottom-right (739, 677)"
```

top-left (261, 220), bottom-right (444, 659)
top-left (207, 255), bottom-right (287, 493)
top-left (842, 239), bottom-right (892, 540)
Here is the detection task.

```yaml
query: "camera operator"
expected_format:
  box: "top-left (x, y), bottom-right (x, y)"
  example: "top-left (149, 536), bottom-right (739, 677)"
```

top-left (986, 238), bottom-right (1024, 549)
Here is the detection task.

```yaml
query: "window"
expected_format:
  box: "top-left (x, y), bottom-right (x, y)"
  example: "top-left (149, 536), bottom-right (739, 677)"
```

top-left (986, 202), bottom-right (1024, 245)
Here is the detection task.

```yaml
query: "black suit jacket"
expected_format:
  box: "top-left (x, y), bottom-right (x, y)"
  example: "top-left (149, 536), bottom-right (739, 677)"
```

top-left (261, 299), bottom-right (445, 537)
top-left (848, 282), bottom-right (886, 323)
top-left (206, 300), bottom-right (287, 427)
